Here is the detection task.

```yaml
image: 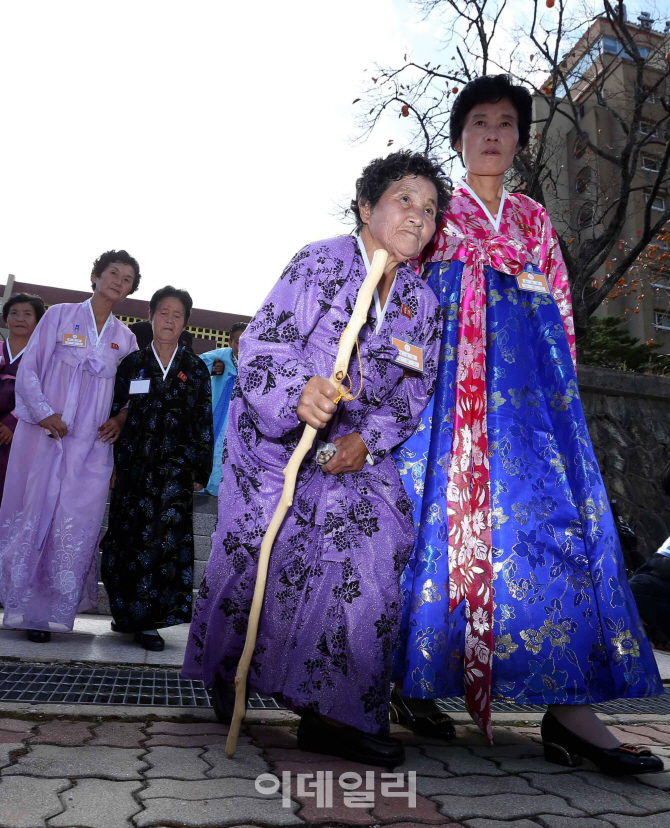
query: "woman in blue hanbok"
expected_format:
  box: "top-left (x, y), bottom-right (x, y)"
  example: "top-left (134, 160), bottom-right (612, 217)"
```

top-left (198, 322), bottom-right (247, 496)
top-left (392, 75), bottom-right (663, 775)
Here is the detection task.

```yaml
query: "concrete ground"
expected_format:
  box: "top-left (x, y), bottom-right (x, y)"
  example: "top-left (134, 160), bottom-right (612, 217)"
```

top-left (0, 614), bottom-right (190, 667)
top-left (2, 708), bottom-right (670, 827)
top-left (2, 617), bottom-right (670, 827)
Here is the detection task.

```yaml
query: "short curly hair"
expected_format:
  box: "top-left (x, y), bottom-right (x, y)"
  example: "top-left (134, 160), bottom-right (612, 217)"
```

top-left (350, 150), bottom-right (451, 234)
top-left (90, 250), bottom-right (141, 293)
top-left (2, 292), bottom-right (46, 324)
top-left (449, 74), bottom-right (533, 150)
top-left (229, 321), bottom-right (248, 338)
top-left (149, 286), bottom-right (194, 323)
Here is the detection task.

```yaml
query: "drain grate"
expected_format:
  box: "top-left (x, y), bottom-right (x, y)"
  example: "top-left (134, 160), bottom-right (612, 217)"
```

top-left (0, 662), bottom-right (284, 709)
top-left (0, 662), bottom-right (668, 713)
top-left (438, 695), bottom-right (670, 715)
top-left (0, 663), bottom-right (210, 707)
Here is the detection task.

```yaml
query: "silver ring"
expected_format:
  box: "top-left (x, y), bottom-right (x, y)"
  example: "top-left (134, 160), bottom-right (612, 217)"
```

top-left (315, 442), bottom-right (337, 466)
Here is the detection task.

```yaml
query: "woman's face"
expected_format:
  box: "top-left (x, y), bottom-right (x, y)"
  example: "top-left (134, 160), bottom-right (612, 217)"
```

top-left (455, 98), bottom-right (521, 176)
top-left (6, 302), bottom-right (39, 338)
top-left (360, 175), bottom-right (438, 263)
top-left (92, 262), bottom-right (136, 304)
top-left (151, 297), bottom-right (187, 345)
top-left (230, 329), bottom-right (243, 359)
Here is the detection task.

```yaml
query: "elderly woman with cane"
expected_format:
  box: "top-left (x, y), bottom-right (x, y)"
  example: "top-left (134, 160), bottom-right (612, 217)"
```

top-left (183, 151), bottom-right (448, 767)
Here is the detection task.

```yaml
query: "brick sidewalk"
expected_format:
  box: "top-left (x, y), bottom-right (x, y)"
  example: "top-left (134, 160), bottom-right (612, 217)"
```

top-left (1, 714), bottom-right (670, 827)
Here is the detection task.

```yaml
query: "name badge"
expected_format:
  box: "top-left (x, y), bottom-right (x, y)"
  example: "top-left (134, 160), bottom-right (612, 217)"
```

top-left (62, 332), bottom-right (87, 348)
top-left (129, 379), bottom-right (151, 395)
top-left (391, 337), bottom-right (424, 373)
top-left (516, 263), bottom-right (550, 294)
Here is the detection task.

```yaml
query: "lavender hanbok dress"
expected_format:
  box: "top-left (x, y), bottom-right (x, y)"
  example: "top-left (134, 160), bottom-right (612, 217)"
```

top-left (0, 300), bottom-right (137, 632)
top-left (183, 235), bottom-right (441, 734)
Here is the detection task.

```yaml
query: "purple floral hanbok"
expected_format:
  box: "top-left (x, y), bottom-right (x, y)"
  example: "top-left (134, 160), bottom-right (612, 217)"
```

top-left (183, 235), bottom-right (441, 734)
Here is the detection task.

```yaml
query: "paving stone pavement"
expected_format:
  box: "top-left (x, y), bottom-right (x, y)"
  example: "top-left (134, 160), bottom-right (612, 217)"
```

top-left (1, 714), bottom-right (670, 827)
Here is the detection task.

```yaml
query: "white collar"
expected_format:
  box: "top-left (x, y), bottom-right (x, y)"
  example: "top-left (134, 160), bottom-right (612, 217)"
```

top-left (357, 235), bottom-right (396, 335)
top-left (85, 298), bottom-right (113, 346)
top-left (460, 179), bottom-right (507, 232)
top-left (151, 342), bottom-right (179, 380)
top-left (6, 340), bottom-right (25, 364)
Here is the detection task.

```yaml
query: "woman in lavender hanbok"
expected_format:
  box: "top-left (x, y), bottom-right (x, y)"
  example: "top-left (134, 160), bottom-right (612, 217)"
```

top-left (0, 251), bottom-right (140, 644)
top-left (0, 293), bottom-right (45, 501)
top-left (392, 75), bottom-right (662, 775)
top-left (183, 152), bottom-right (449, 767)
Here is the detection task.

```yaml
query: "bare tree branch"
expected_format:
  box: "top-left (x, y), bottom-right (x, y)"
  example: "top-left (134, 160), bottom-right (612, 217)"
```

top-left (353, 0), bottom-right (670, 350)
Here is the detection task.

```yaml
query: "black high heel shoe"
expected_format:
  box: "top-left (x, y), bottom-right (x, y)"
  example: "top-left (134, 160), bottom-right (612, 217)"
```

top-left (541, 711), bottom-right (663, 776)
top-left (210, 676), bottom-right (248, 725)
top-left (389, 685), bottom-right (456, 741)
top-left (298, 709), bottom-right (405, 768)
top-left (27, 629), bottom-right (51, 643)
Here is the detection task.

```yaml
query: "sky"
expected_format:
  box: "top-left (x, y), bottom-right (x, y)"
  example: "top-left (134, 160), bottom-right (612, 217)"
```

top-left (0, 0), bottom-right (445, 319)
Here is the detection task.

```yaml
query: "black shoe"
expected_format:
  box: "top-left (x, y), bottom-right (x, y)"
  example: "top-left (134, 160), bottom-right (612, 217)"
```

top-left (110, 622), bottom-right (122, 633)
top-left (26, 629), bottom-right (51, 643)
top-left (541, 711), bottom-right (664, 776)
top-left (211, 676), bottom-right (248, 725)
top-left (133, 631), bottom-right (165, 652)
top-left (390, 685), bottom-right (455, 741)
top-left (298, 708), bottom-right (405, 768)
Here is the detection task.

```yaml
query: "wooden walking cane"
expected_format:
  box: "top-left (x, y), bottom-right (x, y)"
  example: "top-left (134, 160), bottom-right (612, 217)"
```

top-left (225, 247), bottom-right (389, 758)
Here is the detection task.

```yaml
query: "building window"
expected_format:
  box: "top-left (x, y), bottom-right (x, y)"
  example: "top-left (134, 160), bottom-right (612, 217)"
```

top-left (573, 133), bottom-right (589, 158)
top-left (654, 310), bottom-right (670, 330)
top-left (652, 275), bottom-right (670, 291)
top-left (568, 49), bottom-right (597, 82)
top-left (600, 36), bottom-right (650, 60)
top-left (600, 36), bottom-right (620, 55)
top-left (116, 314), bottom-right (143, 326)
top-left (638, 120), bottom-right (659, 137)
top-left (641, 155), bottom-right (660, 172)
top-left (575, 166), bottom-right (593, 193)
top-left (645, 192), bottom-right (666, 211)
top-left (114, 313), bottom-right (230, 349)
top-left (642, 86), bottom-right (658, 104)
top-left (578, 202), bottom-right (595, 227)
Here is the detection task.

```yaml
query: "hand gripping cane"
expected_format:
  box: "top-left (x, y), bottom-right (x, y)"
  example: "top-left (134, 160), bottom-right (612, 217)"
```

top-left (225, 248), bottom-right (389, 757)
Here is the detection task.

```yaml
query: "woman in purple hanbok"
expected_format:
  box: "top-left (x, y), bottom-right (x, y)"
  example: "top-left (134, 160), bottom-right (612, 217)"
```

top-left (183, 152), bottom-right (449, 767)
top-left (0, 294), bottom-right (45, 501)
top-left (0, 251), bottom-right (140, 643)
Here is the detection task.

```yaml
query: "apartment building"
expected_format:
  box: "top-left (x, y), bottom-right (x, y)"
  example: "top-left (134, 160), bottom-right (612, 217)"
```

top-left (534, 9), bottom-right (670, 350)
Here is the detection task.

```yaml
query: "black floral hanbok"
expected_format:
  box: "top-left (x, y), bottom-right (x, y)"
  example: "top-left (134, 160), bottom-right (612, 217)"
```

top-left (101, 344), bottom-right (213, 632)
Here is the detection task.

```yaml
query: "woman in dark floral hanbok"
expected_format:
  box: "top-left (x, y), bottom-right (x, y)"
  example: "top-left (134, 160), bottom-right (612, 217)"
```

top-left (392, 75), bottom-right (662, 775)
top-left (0, 293), bottom-right (45, 500)
top-left (182, 151), bottom-right (449, 767)
top-left (101, 286), bottom-right (213, 652)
